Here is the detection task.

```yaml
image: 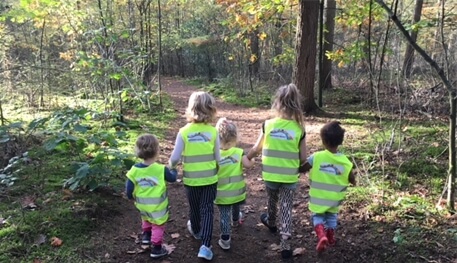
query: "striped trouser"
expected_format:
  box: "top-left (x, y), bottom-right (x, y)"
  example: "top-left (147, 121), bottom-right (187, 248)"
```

top-left (266, 186), bottom-right (295, 250)
top-left (218, 204), bottom-right (240, 236)
top-left (185, 183), bottom-right (217, 247)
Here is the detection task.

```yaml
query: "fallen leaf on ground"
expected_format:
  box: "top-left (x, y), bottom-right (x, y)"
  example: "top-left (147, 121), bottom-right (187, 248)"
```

top-left (293, 247), bottom-right (306, 256)
top-left (163, 243), bottom-right (176, 254)
top-left (50, 237), bottom-right (63, 247)
top-left (34, 234), bottom-right (46, 246)
top-left (141, 244), bottom-right (149, 249)
top-left (104, 253), bottom-right (110, 258)
top-left (269, 243), bottom-right (281, 251)
top-left (126, 248), bottom-right (146, 254)
top-left (296, 235), bottom-right (303, 238)
top-left (171, 233), bottom-right (180, 239)
top-left (256, 223), bottom-right (264, 227)
top-left (129, 233), bottom-right (138, 239)
top-left (21, 196), bottom-right (37, 210)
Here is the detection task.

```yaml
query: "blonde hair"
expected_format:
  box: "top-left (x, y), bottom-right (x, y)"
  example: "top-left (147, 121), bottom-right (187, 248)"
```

top-left (216, 117), bottom-right (238, 149)
top-left (135, 134), bottom-right (159, 160)
top-left (185, 91), bottom-right (217, 123)
top-left (271, 83), bottom-right (305, 128)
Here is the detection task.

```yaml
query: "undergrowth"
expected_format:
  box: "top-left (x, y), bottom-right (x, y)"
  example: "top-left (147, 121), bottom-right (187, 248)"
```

top-left (0, 93), bottom-right (175, 262)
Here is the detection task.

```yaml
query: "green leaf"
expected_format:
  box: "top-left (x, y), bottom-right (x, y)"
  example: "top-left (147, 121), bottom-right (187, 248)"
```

top-left (74, 123), bottom-right (89, 133)
top-left (76, 163), bottom-right (90, 178)
top-left (87, 179), bottom-right (99, 191)
top-left (28, 117), bottom-right (49, 131)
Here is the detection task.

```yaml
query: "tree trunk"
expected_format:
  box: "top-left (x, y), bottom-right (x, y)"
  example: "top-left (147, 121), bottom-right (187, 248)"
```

top-left (402, 0), bottom-right (424, 78)
top-left (322, 0), bottom-right (336, 90)
top-left (293, 0), bottom-right (320, 114)
top-left (157, 0), bottom-right (162, 107)
top-left (249, 28), bottom-right (260, 79)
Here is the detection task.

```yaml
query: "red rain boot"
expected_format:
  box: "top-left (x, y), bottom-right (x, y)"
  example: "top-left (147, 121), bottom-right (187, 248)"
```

top-left (315, 224), bottom-right (328, 252)
top-left (326, 228), bottom-right (336, 246)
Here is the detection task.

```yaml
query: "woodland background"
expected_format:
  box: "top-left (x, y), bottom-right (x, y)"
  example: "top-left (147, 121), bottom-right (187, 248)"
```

top-left (1, 0), bottom-right (457, 262)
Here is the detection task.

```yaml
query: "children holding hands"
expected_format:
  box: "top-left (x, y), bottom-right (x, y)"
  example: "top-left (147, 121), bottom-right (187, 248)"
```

top-left (126, 86), bottom-right (357, 261)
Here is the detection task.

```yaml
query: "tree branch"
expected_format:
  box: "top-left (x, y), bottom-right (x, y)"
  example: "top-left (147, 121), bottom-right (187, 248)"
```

top-left (374, 0), bottom-right (455, 94)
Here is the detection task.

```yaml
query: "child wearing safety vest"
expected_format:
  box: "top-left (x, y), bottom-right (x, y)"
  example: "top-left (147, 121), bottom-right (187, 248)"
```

top-left (169, 91), bottom-right (219, 261)
top-left (301, 121), bottom-right (356, 252)
top-left (247, 83), bottom-right (307, 259)
top-left (214, 118), bottom-right (255, 250)
top-left (125, 134), bottom-right (177, 259)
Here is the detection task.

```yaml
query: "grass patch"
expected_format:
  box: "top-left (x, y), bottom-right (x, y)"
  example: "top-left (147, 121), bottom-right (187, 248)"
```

top-left (185, 77), bottom-right (272, 107)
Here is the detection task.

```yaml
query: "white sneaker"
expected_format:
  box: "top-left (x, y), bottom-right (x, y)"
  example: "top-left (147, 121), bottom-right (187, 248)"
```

top-left (187, 220), bottom-right (201, 240)
top-left (197, 245), bottom-right (213, 260)
top-left (232, 211), bottom-right (244, 227)
top-left (218, 237), bottom-right (231, 250)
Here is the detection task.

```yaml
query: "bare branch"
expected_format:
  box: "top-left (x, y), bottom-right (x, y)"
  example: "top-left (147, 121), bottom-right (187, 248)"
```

top-left (374, 0), bottom-right (455, 94)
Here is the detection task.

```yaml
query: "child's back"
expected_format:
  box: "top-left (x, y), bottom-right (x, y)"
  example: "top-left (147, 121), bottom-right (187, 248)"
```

top-left (214, 118), bottom-right (254, 250)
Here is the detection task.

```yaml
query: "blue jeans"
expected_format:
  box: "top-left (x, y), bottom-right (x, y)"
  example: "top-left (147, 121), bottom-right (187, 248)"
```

top-left (312, 213), bottom-right (338, 229)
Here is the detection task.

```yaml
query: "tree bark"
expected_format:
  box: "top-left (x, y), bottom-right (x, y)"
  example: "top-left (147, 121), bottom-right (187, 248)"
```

top-left (249, 28), bottom-right (260, 79)
top-left (322, 0), bottom-right (336, 90)
top-left (402, 0), bottom-right (424, 78)
top-left (293, 0), bottom-right (320, 114)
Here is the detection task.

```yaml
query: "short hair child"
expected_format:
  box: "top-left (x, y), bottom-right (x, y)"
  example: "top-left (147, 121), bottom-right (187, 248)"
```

top-left (125, 134), bottom-right (177, 259)
top-left (306, 121), bottom-right (356, 252)
top-left (169, 91), bottom-right (220, 261)
top-left (246, 83), bottom-right (307, 259)
top-left (214, 118), bottom-right (255, 250)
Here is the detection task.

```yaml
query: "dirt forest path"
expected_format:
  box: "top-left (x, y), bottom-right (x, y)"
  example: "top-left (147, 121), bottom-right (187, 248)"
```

top-left (89, 79), bottom-right (392, 263)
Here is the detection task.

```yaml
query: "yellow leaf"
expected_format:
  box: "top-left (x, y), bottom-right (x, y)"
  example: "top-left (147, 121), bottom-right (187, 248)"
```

top-left (250, 54), bottom-right (257, 63)
top-left (338, 61), bottom-right (345, 68)
top-left (258, 32), bottom-right (267, 40)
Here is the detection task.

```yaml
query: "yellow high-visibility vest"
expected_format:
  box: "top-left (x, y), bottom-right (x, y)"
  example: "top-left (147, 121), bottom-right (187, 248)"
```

top-left (127, 163), bottom-right (169, 225)
top-left (262, 118), bottom-right (302, 183)
top-left (309, 150), bottom-right (353, 214)
top-left (215, 147), bottom-right (246, 205)
top-left (181, 123), bottom-right (218, 186)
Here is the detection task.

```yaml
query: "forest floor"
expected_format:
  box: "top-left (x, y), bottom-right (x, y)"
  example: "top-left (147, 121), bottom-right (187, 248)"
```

top-left (80, 79), bottom-right (457, 263)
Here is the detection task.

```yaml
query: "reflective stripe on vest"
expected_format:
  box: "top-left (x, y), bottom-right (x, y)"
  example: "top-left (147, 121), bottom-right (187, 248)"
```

top-left (183, 154), bottom-right (215, 163)
top-left (262, 149), bottom-right (299, 160)
top-left (136, 192), bottom-right (168, 205)
top-left (262, 118), bottom-right (302, 183)
top-left (308, 150), bottom-right (353, 214)
top-left (140, 207), bottom-right (169, 219)
top-left (309, 197), bottom-right (342, 207)
top-left (217, 187), bottom-right (246, 198)
top-left (126, 163), bottom-right (169, 225)
top-left (181, 123), bottom-right (218, 186)
top-left (262, 165), bottom-right (298, 175)
top-left (183, 168), bottom-right (218, 178)
top-left (215, 147), bottom-right (246, 205)
top-left (218, 175), bottom-right (244, 186)
top-left (310, 181), bottom-right (347, 192)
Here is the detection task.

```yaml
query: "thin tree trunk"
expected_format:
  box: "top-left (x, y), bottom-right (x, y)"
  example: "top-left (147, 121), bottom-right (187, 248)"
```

top-left (0, 98), bottom-right (4, 126)
top-left (318, 0), bottom-right (324, 107)
top-left (322, 0), bottom-right (336, 91)
top-left (39, 19), bottom-right (46, 108)
top-left (157, 0), bottom-right (162, 107)
top-left (402, 0), bottom-right (424, 78)
top-left (249, 28), bottom-right (260, 80)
